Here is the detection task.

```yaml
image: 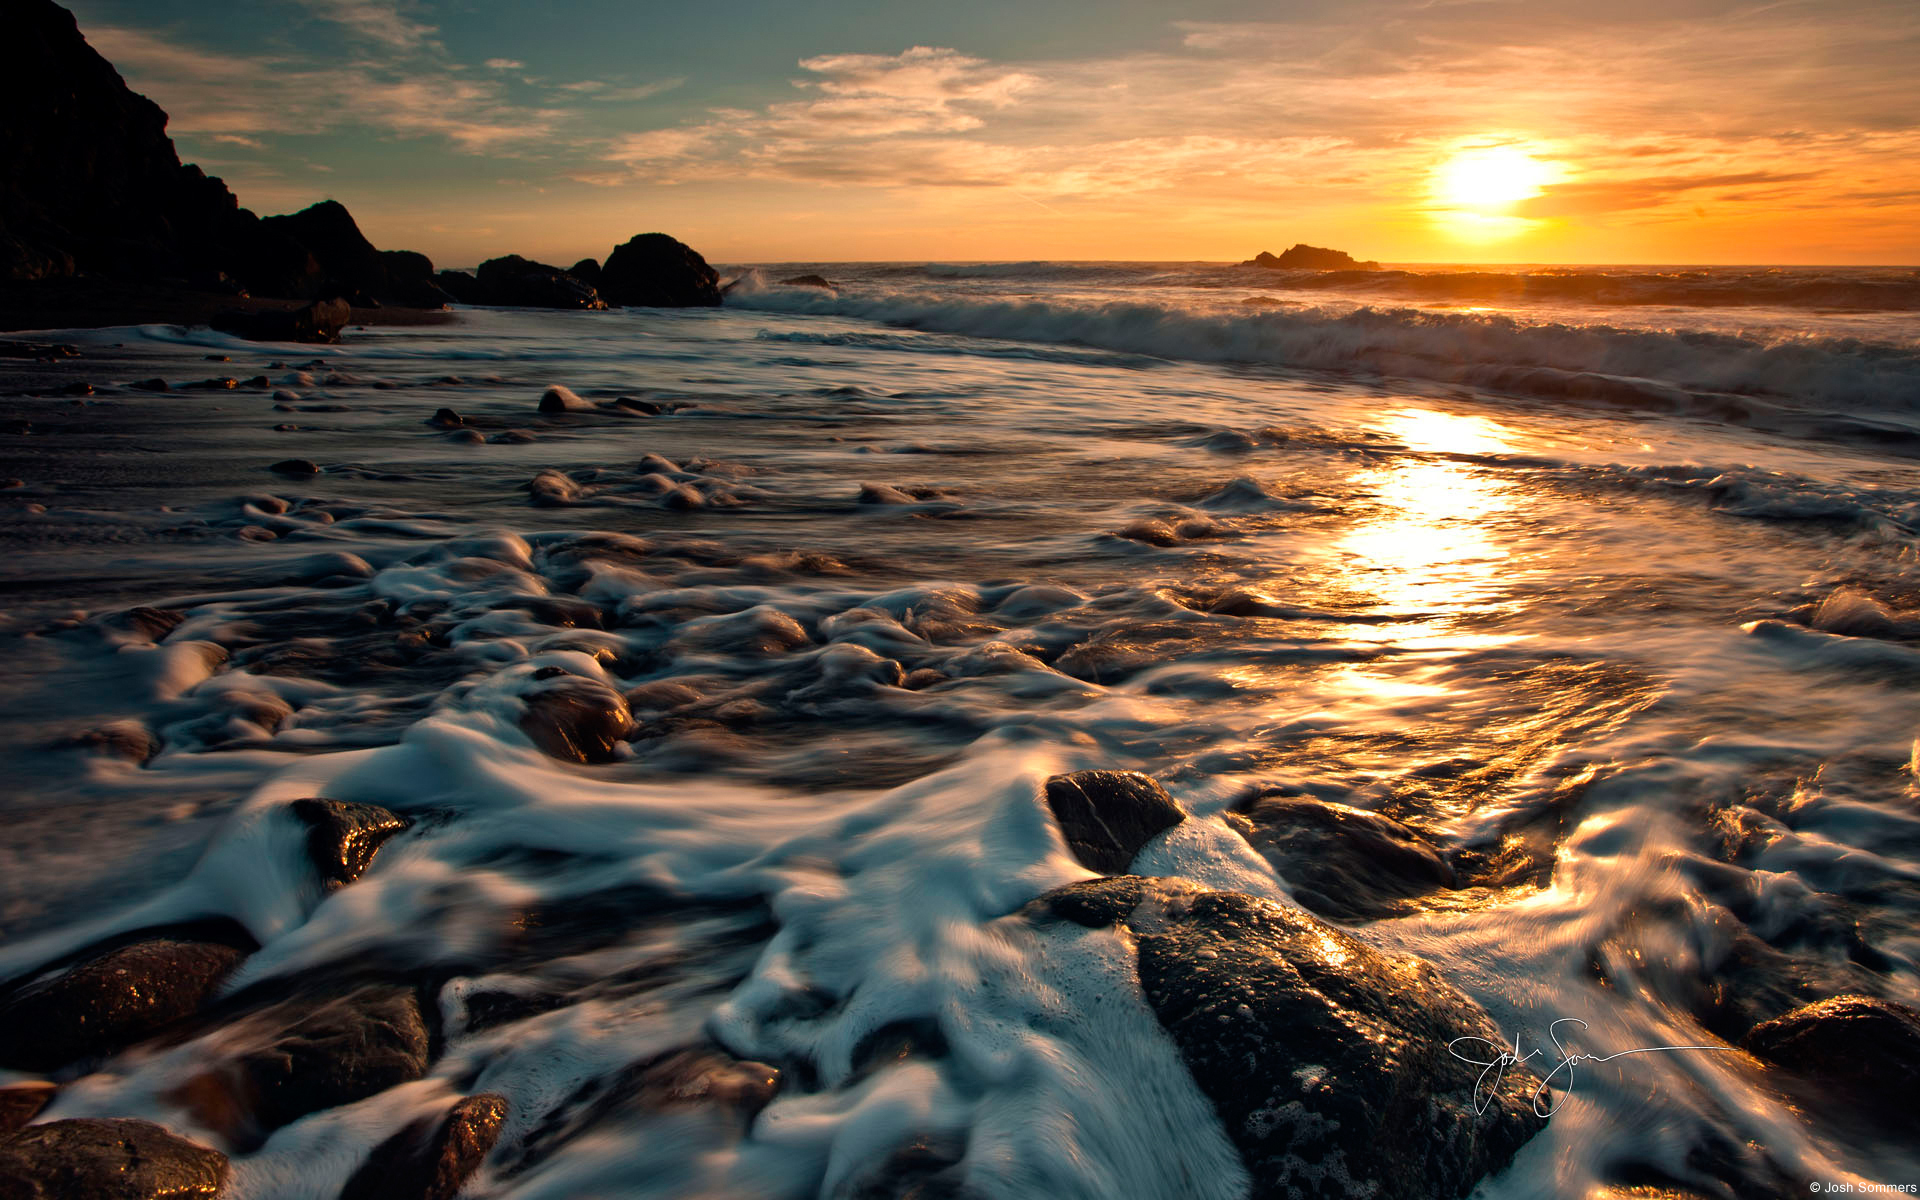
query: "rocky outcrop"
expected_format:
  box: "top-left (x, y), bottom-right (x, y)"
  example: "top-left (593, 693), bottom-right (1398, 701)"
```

top-left (1027, 876), bottom-right (1547, 1200)
top-left (1242, 244), bottom-right (1381, 271)
top-left (0, 1118), bottom-right (229, 1200)
top-left (474, 256), bottom-right (605, 309)
top-left (1043, 770), bottom-right (1186, 873)
top-left (432, 270), bottom-right (482, 305)
top-left (567, 258), bottom-right (603, 288)
top-left (340, 1093), bottom-right (508, 1200)
top-left (598, 234), bottom-right (722, 307)
top-left (0, 1085), bottom-right (56, 1135)
top-left (0, 936), bottom-right (250, 1072)
top-left (1232, 794), bottom-right (1457, 920)
top-left (258, 201), bottom-right (387, 299)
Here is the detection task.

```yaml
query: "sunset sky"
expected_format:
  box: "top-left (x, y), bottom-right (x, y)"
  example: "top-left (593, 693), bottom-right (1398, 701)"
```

top-left (66, 0), bottom-right (1920, 266)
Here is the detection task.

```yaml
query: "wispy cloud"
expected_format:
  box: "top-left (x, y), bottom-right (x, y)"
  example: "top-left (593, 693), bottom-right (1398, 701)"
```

top-left (292, 0), bottom-right (437, 50)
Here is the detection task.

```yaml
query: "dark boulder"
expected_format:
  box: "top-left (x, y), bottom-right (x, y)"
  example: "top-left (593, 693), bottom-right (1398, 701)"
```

top-left (382, 250), bottom-right (451, 307)
top-left (340, 1093), bottom-right (507, 1200)
top-left (289, 798), bottom-right (410, 891)
top-left (519, 675), bottom-right (633, 763)
top-left (0, 1118), bottom-right (228, 1199)
top-left (598, 233), bottom-right (721, 307)
top-left (0, 938), bottom-right (249, 1072)
top-left (173, 985), bottom-right (429, 1145)
top-left (1027, 876), bottom-right (1547, 1200)
top-left (567, 257), bottom-right (602, 288)
top-left (1742, 995), bottom-right (1920, 1112)
top-left (1233, 794), bottom-right (1457, 921)
top-left (433, 270), bottom-right (481, 305)
top-left (211, 297), bottom-right (351, 344)
top-left (1242, 244), bottom-right (1381, 271)
top-left (474, 255), bottom-right (605, 309)
top-left (1042, 770), bottom-right (1185, 874)
top-left (270, 458), bottom-right (322, 476)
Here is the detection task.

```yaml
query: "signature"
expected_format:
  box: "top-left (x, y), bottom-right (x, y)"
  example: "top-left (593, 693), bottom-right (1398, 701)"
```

top-left (1449, 1018), bottom-right (1736, 1117)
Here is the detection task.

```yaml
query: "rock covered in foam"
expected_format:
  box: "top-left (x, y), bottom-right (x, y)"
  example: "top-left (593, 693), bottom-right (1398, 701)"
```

top-left (1232, 794), bottom-right (1457, 921)
top-left (0, 936), bottom-right (250, 1072)
top-left (519, 674), bottom-right (633, 763)
top-left (1043, 770), bottom-right (1186, 874)
top-left (0, 1118), bottom-right (228, 1200)
top-left (290, 797), bottom-right (410, 891)
top-left (173, 985), bottom-right (429, 1145)
top-left (339, 1092), bottom-right (508, 1200)
top-left (1026, 876), bottom-right (1547, 1200)
top-left (1742, 995), bottom-right (1920, 1111)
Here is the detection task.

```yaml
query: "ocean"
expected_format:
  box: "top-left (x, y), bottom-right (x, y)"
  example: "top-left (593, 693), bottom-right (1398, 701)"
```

top-left (1, 260), bottom-right (1917, 1197)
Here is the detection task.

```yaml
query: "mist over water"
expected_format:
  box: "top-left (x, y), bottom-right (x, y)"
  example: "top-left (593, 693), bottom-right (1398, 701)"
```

top-left (2, 261), bottom-right (1917, 1197)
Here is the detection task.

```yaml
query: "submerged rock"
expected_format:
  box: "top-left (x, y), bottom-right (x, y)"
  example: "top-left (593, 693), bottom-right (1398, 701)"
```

top-left (290, 797), bottom-right (410, 890)
top-left (1233, 794), bottom-right (1457, 921)
top-left (0, 1118), bottom-right (228, 1199)
top-left (598, 233), bottom-right (722, 307)
top-left (175, 985), bottom-right (429, 1144)
top-left (1742, 995), bottom-right (1920, 1112)
top-left (1026, 876), bottom-right (1547, 1200)
top-left (778, 274), bottom-right (834, 289)
top-left (0, 937), bottom-right (249, 1072)
top-left (519, 674), bottom-right (633, 763)
top-left (1043, 770), bottom-right (1186, 874)
top-left (340, 1093), bottom-right (507, 1200)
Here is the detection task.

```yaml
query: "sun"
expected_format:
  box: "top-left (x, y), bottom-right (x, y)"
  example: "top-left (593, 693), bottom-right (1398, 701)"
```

top-left (1433, 145), bottom-right (1555, 214)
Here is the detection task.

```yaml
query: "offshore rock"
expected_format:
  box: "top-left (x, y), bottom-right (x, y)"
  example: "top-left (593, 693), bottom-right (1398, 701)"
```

top-left (1242, 244), bottom-right (1382, 271)
top-left (0, 1118), bottom-right (229, 1199)
top-left (1233, 794), bottom-right (1457, 921)
top-left (1043, 770), bottom-right (1186, 874)
top-left (0, 938), bottom-right (249, 1072)
top-left (598, 233), bottom-right (722, 307)
top-left (290, 798), bottom-right (410, 890)
top-left (474, 255), bottom-right (605, 309)
top-left (339, 1093), bottom-right (508, 1200)
top-left (1027, 876), bottom-right (1547, 1200)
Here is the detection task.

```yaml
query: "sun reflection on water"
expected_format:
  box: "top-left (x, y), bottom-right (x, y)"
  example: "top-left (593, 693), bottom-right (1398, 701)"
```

top-left (1338, 408), bottom-right (1518, 617)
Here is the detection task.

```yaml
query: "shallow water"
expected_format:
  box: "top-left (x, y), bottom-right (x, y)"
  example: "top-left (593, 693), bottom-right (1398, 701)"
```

top-left (1, 265), bottom-right (1917, 1197)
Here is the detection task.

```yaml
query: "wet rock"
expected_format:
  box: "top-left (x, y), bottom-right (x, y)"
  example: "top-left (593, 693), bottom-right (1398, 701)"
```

top-left (339, 1093), bottom-right (507, 1200)
top-left (425, 407), bottom-right (465, 429)
top-left (598, 233), bottom-right (722, 307)
top-left (269, 458), bottom-right (320, 476)
top-left (1043, 770), bottom-right (1186, 874)
top-left (525, 470), bottom-right (583, 506)
top-left (290, 798), bottom-right (410, 891)
top-left (0, 1084), bottom-right (56, 1135)
top-left (838, 1135), bottom-right (970, 1200)
top-left (60, 719), bottom-right (158, 762)
top-left (212, 297), bottom-right (352, 344)
top-left (1742, 995), bottom-right (1920, 1111)
top-left (0, 1118), bottom-right (228, 1199)
top-left (536, 385), bottom-right (593, 414)
top-left (175, 985), bottom-right (429, 1144)
top-left (130, 377), bottom-right (170, 392)
top-left (0, 938), bottom-right (249, 1072)
top-left (519, 675), bottom-right (633, 763)
top-left (1027, 876), bottom-right (1547, 1200)
top-left (1232, 794), bottom-right (1458, 921)
top-left (778, 273), bottom-right (834, 289)
top-left (605, 396), bottom-right (660, 416)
